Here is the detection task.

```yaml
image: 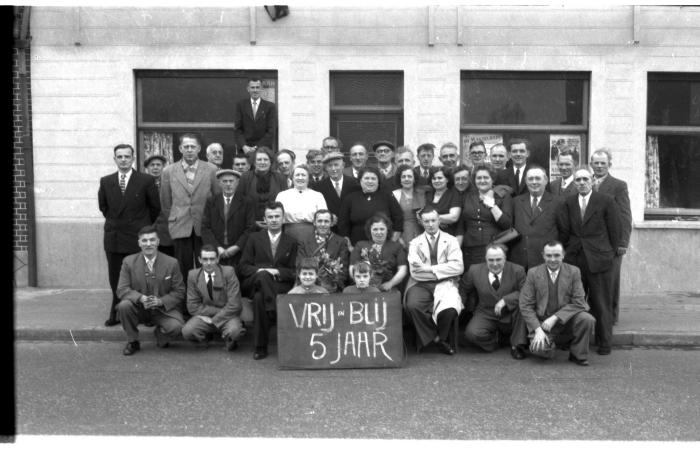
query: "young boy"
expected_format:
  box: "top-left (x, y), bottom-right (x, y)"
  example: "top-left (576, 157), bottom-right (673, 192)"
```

top-left (343, 261), bottom-right (381, 294)
top-left (288, 258), bottom-right (329, 294)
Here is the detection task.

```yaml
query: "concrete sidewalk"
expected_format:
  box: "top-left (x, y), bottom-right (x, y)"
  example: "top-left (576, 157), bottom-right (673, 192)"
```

top-left (13, 287), bottom-right (700, 346)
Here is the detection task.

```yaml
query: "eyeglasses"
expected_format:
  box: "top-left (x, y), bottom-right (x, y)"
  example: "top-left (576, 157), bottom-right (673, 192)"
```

top-left (323, 145), bottom-right (339, 150)
top-left (574, 177), bottom-right (590, 182)
top-left (376, 148), bottom-right (392, 154)
top-left (470, 151), bottom-right (486, 156)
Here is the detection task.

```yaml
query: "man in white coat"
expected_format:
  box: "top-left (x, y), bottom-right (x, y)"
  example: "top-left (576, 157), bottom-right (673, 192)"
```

top-left (404, 206), bottom-right (464, 355)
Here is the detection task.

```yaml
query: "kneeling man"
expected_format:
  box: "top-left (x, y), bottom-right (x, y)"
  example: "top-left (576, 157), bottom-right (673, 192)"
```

top-left (515, 241), bottom-right (595, 366)
top-left (182, 245), bottom-right (246, 351)
top-left (460, 243), bottom-right (526, 355)
top-left (405, 206), bottom-right (464, 355)
top-left (116, 226), bottom-right (185, 356)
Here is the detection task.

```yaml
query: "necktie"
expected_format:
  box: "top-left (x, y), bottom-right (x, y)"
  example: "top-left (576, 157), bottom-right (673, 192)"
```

top-left (423, 169), bottom-right (429, 179)
top-left (492, 273), bottom-right (500, 290)
top-left (335, 181), bottom-right (342, 197)
top-left (224, 196), bottom-right (231, 214)
top-left (154, 178), bottom-right (160, 190)
top-left (146, 259), bottom-right (153, 273)
top-left (119, 173), bottom-right (126, 194)
top-left (207, 273), bottom-right (214, 300)
top-left (593, 178), bottom-right (601, 192)
top-left (531, 196), bottom-right (538, 215)
top-left (580, 196), bottom-right (587, 219)
top-left (270, 235), bottom-right (278, 258)
top-left (252, 100), bottom-right (258, 118)
top-left (186, 166), bottom-right (195, 185)
top-left (515, 168), bottom-right (521, 187)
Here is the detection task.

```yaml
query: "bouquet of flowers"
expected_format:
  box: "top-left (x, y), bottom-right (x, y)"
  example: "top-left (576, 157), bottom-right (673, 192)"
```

top-left (316, 250), bottom-right (346, 293)
top-left (359, 243), bottom-right (392, 287)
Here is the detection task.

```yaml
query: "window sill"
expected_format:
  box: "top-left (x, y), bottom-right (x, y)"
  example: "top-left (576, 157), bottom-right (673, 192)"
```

top-left (635, 221), bottom-right (700, 230)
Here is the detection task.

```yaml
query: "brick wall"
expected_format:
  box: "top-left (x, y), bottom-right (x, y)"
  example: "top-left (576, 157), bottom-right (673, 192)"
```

top-left (13, 44), bottom-right (30, 252)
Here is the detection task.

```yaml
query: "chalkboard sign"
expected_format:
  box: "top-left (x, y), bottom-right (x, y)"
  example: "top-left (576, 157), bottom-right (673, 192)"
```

top-left (276, 291), bottom-right (406, 370)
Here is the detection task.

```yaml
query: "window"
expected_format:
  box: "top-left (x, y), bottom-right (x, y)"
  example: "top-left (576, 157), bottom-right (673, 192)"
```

top-left (136, 70), bottom-right (277, 169)
top-left (330, 71), bottom-right (403, 165)
top-left (460, 71), bottom-right (589, 180)
top-left (646, 73), bottom-right (700, 220)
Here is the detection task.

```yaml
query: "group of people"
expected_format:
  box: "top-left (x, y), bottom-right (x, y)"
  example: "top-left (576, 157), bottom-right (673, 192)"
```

top-left (99, 83), bottom-right (631, 366)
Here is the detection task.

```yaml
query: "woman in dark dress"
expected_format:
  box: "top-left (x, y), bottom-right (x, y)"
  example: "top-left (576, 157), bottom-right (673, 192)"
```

top-left (338, 167), bottom-right (403, 247)
top-left (349, 214), bottom-right (408, 292)
top-left (238, 147), bottom-right (289, 222)
top-left (423, 167), bottom-right (462, 236)
top-left (455, 164), bottom-right (513, 270)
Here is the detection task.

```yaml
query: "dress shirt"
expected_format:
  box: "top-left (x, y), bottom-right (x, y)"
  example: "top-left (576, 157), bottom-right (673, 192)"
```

top-left (560, 175), bottom-right (574, 190)
top-left (547, 268), bottom-right (560, 284)
top-left (276, 188), bottom-right (328, 224)
top-left (144, 254), bottom-right (156, 273)
top-left (513, 165), bottom-right (525, 186)
top-left (579, 192), bottom-right (592, 212)
top-left (488, 271), bottom-right (503, 286)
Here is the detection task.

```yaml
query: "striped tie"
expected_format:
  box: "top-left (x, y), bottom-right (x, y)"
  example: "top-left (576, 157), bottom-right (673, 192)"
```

top-left (119, 173), bottom-right (126, 194)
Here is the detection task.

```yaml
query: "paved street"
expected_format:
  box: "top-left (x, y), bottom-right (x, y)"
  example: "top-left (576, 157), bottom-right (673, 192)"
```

top-left (15, 341), bottom-right (700, 440)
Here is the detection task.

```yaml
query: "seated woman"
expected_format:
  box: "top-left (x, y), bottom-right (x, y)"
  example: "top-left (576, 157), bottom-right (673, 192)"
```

top-left (424, 167), bottom-right (462, 235)
top-left (276, 164), bottom-right (327, 243)
top-left (296, 209), bottom-right (349, 293)
top-left (391, 164), bottom-right (426, 248)
top-left (349, 214), bottom-right (408, 293)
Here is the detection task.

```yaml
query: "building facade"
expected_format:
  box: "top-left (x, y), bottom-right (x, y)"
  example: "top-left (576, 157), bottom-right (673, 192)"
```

top-left (14, 5), bottom-right (700, 292)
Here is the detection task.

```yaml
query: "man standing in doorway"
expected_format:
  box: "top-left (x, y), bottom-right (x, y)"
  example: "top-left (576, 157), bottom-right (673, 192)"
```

top-left (234, 77), bottom-right (276, 155)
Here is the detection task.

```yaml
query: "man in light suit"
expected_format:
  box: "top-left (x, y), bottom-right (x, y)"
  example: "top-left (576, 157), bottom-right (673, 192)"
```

top-left (558, 167), bottom-right (621, 355)
top-left (510, 167), bottom-right (562, 270)
top-left (516, 241), bottom-right (595, 366)
top-left (116, 226), bottom-right (185, 356)
top-left (312, 151), bottom-right (361, 224)
top-left (99, 144), bottom-right (161, 326)
top-left (547, 151), bottom-right (577, 198)
top-left (201, 169), bottom-right (256, 271)
top-left (460, 243), bottom-right (526, 355)
top-left (591, 148), bottom-right (632, 325)
top-left (239, 201), bottom-right (298, 360)
top-left (182, 245), bottom-right (245, 351)
top-left (233, 77), bottom-right (276, 154)
top-left (405, 206), bottom-right (465, 355)
top-left (160, 133), bottom-right (220, 281)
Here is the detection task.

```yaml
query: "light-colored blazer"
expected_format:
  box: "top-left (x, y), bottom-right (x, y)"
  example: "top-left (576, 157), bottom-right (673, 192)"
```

top-left (116, 252), bottom-right (185, 312)
top-left (186, 264), bottom-right (242, 330)
top-left (160, 159), bottom-right (220, 239)
top-left (518, 262), bottom-right (589, 334)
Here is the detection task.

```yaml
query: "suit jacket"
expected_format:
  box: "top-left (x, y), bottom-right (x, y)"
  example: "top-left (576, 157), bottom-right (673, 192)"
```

top-left (378, 164), bottom-right (399, 192)
top-left (456, 190), bottom-right (513, 247)
top-left (343, 167), bottom-right (363, 180)
top-left (548, 177), bottom-right (577, 199)
top-left (313, 175), bottom-right (361, 218)
top-left (495, 164), bottom-right (533, 197)
top-left (519, 262), bottom-right (589, 334)
top-left (116, 251), bottom-right (185, 312)
top-left (558, 192), bottom-right (622, 273)
top-left (160, 160), bottom-right (220, 239)
top-left (201, 191), bottom-right (256, 252)
top-left (413, 165), bottom-right (438, 188)
top-left (509, 191), bottom-right (562, 270)
top-left (186, 264), bottom-right (242, 330)
top-left (237, 170), bottom-right (289, 220)
top-left (233, 97), bottom-right (276, 149)
top-left (595, 174), bottom-right (632, 247)
top-left (239, 230), bottom-right (298, 283)
top-left (459, 261), bottom-right (526, 315)
top-left (98, 170), bottom-right (160, 254)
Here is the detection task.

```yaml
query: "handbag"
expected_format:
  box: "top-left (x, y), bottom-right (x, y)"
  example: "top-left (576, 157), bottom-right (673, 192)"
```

top-left (491, 227), bottom-right (519, 245)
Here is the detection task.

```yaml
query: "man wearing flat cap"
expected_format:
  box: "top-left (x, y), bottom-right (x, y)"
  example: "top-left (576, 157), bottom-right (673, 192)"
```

top-left (373, 140), bottom-right (397, 191)
top-left (145, 154), bottom-right (174, 257)
top-left (201, 168), bottom-right (256, 271)
top-left (313, 151), bottom-right (360, 224)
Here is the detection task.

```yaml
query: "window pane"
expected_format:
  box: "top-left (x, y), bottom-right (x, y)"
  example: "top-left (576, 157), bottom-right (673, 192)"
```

top-left (646, 134), bottom-right (700, 209)
top-left (332, 73), bottom-right (403, 106)
top-left (461, 78), bottom-right (584, 125)
top-left (332, 113), bottom-right (403, 167)
top-left (647, 76), bottom-right (700, 126)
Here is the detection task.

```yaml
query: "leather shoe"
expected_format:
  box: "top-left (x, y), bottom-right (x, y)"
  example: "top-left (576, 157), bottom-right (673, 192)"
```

top-left (597, 347), bottom-right (611, 355)
top-left (436, 340), bottom-right (455, 355)
top-left (104, 318), bottom-right (120, 327)
top-left (225, 336), bottom-right (238, 351)
top-left (253, 348), bottom-right (268, 360)
top-left (510, 346), bottom-right (526, 360)
top-left (568, 354), bottom-right (589, 366)
top-left (123, 341), bottom-right (140, 356)
top-left (153, 327), bottom-right (170, 348)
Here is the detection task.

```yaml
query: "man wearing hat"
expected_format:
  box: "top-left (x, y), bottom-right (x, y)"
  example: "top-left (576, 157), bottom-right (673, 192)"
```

top-left (313, 151), bottom-right (360, 223)
top-left (201, 168), bottom-right (256, 270)
top-left (145, 154), bottom-right (174, 257)
top-left (373, 140), bottom-right (398, 191)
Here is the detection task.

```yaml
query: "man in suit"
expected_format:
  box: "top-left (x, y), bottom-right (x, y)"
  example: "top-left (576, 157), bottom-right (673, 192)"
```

top-left (558, 167), bottom-right (621, 355)
top-left (405, 206), bottom-right (465, 355)
top-left (307, 149), bottom-right (327, 184)
top-left (590, 148), bottom-right (632, 325)
top-left (239, 201), bottom-right (298, 360)
top-left (233, 77), bottom-right (276, 154)
top-left (312, 151), bottom-right (361, 224)
top-left (496, 138), bottom-right (533, 197)
top-left (438, 142), bottom-right (459, 170)
top-left (510, 167), bottom-right (562, 270)
top-left (516, 241), bottom-right (596, 366)
top-left (160, 133), bottom-right (221, 282)
top-left (116, 226), bottom-right (186, 356)
top-left (548, 151), bottom-right (577, 198)
top-left (182, 245), bottom-right (245, 351)
top-left (344, 142), bottom-right (369, 180)
top-left (414, 143), bottom-right (437, 187)
top-left (205, 142), bottom-right (224, 169)
top-left (489, 143), bottom-right (508, 171)
top-left (99, 144), bottom-right (161, 326)
top-left (460, 243), bottom-right (526, 355)
top-left (201, 169), bottom-right (256, 271)
top-left (145, 154), bottom-right (174, 258)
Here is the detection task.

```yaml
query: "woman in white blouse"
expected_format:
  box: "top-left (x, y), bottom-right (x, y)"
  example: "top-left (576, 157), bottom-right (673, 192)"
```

top-left (275, 164), bottom-right (327, 242)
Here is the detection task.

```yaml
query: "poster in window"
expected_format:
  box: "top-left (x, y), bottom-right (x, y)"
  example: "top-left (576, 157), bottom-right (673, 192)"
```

top-left (548, 134), bottom-right (581, 180)
top-left (262, 79), bottom-right (276, 103)
top-left (141, 131), bottom-right (174, 167)
top-left (461, 133), bottom-right (503, 167)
